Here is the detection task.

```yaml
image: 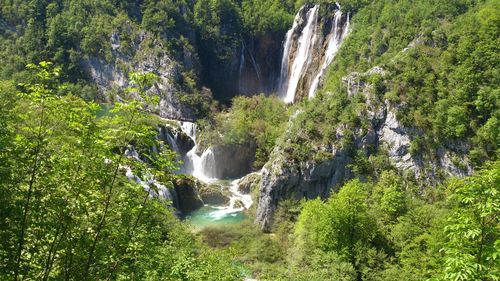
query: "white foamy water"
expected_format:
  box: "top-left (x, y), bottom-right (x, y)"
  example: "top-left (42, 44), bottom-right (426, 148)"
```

top-left (308, 9), bottom-right (350, 98)
top-left (278, 4), bottom-right (350, 102)
top-left (179, 121), bottom-right (216, 183)
top-left (281, 5), bottom-right (320, 103)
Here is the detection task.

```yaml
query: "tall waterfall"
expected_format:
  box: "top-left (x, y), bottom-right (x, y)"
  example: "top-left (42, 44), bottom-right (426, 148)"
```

top-left (308, 11), bottom-right (350, 98)
top-left (278, 3), bottom-right (350, 103)
top-left (280, 5), bottom-right (320, 103)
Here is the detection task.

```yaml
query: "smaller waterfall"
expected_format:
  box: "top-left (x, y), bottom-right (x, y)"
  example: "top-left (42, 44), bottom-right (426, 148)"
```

top-left (205, 178), bottom-right (253, 220)
top-left (308, 10), bottom-right (349, 98)
top-left (179, 121), bottom-right (215, 183)
top-left (249, 50), bottom-right (262, 87)
top-left (177, 122), bottom-right (254, 214)
top-left (238, 44), bottom-right (245, 92)
top-left (123, 146), bottom-right (176, 203)
top-left (282, 5), bottom-right (320, 103)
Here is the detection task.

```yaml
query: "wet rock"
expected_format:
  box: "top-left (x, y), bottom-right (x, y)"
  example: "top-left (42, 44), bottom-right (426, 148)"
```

top-left (157, 124), bottom-right (195, 156)
top-left (173, 177), bottom-right (204, 213)
top-left (233, 200), bottom-right (244, 209)
top-left (198, 183), bottom-right (231, 205)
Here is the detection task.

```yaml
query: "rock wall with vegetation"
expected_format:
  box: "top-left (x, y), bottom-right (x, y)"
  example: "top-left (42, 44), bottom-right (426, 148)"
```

top-left (0, 0), bottom-right (498, 280)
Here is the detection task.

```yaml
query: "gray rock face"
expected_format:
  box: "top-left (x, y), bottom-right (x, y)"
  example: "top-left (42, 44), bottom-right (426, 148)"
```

top-left (173, 178), bottom-right (204, 213)
top-left (83, 29), bottom-right (198, 121)
top-left (237, 172), bottom-right (261, 194)
top-left (202, 144), bottom-right (256, 179)
top-left (379, 108), bottom-right (422, 175)
top-left (256, 148), bottom-right (351, 231)
top-left (255, 67), bottom-right (472, 231)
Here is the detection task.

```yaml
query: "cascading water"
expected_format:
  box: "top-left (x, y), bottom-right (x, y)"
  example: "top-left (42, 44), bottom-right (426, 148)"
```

top-left (206, 178), bottom-right (253, 220)
top-left (179, 121), bottom-right (215, 183)
top-left (238, 44), bottom-right (245, 93)
top-left (123, 146), bottom-right (177, 203)
top-left (308, 9), bottom-right (350, 98)
top-left (281, 5), bottom-right (320, 103)
top-left (174, 121), bottom-right (254, 226)
top-left (278, 3), bottom-right (350, 103)
top-left (278, 8), bottom-right (301, 93)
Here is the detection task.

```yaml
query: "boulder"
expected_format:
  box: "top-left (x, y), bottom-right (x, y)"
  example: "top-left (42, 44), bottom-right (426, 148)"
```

top-left (198, 183), bottom-right (231, 205)
top-left (173, 177), bottom-right (204, 213)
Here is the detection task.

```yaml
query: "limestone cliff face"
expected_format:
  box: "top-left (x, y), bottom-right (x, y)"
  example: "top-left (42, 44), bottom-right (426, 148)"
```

top-left (199, 34), bottom-right (284, 102)
top-left (83, 27), bottom-right (200, 121)
top-left (201, 144), bottom-right (257, 179)
top-left (255, 67), bottom-right (472, 231)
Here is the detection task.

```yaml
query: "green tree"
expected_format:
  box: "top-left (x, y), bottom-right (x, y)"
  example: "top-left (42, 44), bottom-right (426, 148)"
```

top-left (441, 162), bottom-right (500, 280)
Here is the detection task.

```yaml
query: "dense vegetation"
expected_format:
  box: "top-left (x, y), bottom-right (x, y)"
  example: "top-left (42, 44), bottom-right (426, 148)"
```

top-left (0, 0), bottom-right (306, 104)
top-left (195, 163), bottom-right (499, 280)
top-left (0, 63), bottom-right (242, 280)
top-left (198, 94), bottom-right (289, 168)
top-left (285, 0), bottom-right (498, 167)
top-left (0, 0), bottom-right (498, 280)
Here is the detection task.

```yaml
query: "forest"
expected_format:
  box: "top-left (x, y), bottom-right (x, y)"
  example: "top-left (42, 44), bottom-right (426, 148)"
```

top-left (0, 0), bottom-right (498, 280)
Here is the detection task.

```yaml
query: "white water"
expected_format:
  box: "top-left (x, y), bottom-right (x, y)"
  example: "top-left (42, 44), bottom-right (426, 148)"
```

top-left (123, 147), bottom-right (174, 201)
top-left (179, 121), bottom-right (215, 183)
top-left (278, 7), bottom-right (301, 93)
top-left (238, 44), bottom-right (245, 92)
top-left (206, 178), bottom-right (254, 220)
top-left (281, 5), bottom-right (320, 103)
top-left (308, 9), bottom-right (349, 98)
top-left (279, 4), bottom-right (350, 102)
top-left (176, 122), bottom-right (254, 217)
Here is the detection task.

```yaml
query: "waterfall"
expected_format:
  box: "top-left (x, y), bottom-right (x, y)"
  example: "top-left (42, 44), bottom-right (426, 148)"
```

top-left (179, 121), bottom-right (220, 183)
top-left (207, 178), bottom-right (253, 220)
top-left (238, 44), bottom-right (245, 93)
top-left (278, 3), bottom-right (350, 103)
top-left (278, 8), bottom-right (301, 94)
top-left (281, 5), bottom-right (320, 103)
top-left (123, 146), bottom-right (177, 203)
top-left (308, 10), bottom-right (350, 98)
top-left (249, 50), bottom-right (262, 88)
top-left (176, 121), bottom-right (254, 214)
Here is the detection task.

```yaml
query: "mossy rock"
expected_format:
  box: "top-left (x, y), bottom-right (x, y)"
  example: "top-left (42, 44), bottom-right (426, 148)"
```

top-left (173, 177), bottom-right (204, 213)
top-left (237, 172), bottom-right (261, 194)
top-left (233, 200), bottom-right (244, 209)
top-left (198, 183), bottom-right (231, 205)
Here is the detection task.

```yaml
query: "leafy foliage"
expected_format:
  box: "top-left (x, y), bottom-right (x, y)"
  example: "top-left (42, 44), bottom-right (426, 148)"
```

top-left (0, 63), bottom-right (242, 280)
top-left (199, 94), bottom-right (289, 168)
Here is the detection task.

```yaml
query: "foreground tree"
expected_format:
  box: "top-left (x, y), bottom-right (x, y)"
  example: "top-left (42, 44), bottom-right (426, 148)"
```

top-left (0, 62), bottom-right (243, 280)
top-left (440, 161), bottom-right (500, 280)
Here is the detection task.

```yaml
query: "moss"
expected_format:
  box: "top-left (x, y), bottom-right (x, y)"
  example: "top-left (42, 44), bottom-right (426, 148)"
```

top-left (198, 183), bottom-right (231, 205)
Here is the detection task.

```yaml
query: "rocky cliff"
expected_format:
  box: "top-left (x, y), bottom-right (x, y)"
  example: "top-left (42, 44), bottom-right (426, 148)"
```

top-left (83, 24), bottom-right (202, 121)
top-left (255, 67), bottom-right (472, 231)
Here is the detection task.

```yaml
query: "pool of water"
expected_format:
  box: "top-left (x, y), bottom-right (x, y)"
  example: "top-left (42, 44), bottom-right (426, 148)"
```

top-left (184, 205), bottom-right (246, 229)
